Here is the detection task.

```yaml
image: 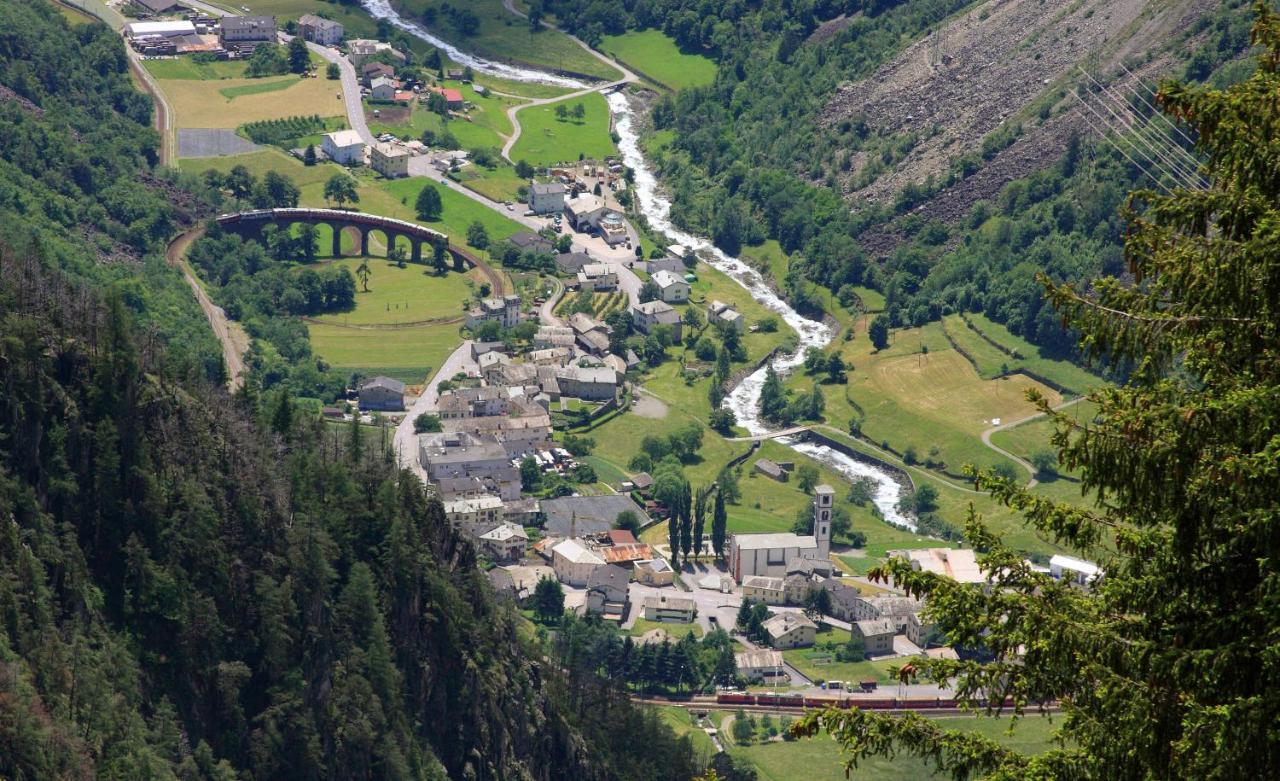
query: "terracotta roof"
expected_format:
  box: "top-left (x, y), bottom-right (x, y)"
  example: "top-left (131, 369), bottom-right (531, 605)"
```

top-left (605, 529), bottom-right (637, 545)
top-left (600, 543), bottom-right (652, 564)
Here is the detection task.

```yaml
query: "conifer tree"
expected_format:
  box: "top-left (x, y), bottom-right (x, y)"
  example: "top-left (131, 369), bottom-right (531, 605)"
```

top-left (799, 8), bottom-right (1280, 776)
top-left (711, 488), bottom-right (727, 560)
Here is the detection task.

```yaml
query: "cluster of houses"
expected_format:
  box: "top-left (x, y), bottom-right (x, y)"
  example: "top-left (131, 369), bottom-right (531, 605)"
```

top-left (408, 325), bottom-right (633, 566)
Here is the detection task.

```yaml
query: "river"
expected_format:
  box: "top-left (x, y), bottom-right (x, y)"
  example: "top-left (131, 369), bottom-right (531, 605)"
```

top-left (360, 0), bottom-right (914, 530)
top-left (361, 0), bottom-right (590, 89)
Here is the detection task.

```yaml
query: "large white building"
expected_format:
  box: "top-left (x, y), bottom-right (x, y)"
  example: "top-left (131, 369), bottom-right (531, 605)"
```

top-left (124, 20), bottom-right (196, 38)
top-left (551, 538), bottom-right (605, 586)
top-left (729, 485), bottom-right (834, 582)
top-left (322, 130), bottom-right (366, 165)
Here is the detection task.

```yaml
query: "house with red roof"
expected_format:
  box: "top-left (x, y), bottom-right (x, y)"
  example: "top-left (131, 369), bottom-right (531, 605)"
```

top-left (429, 86), bottom-right (465, 109)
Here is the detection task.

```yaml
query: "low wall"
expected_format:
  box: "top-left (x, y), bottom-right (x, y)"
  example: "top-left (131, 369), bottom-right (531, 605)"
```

top-left (799, 429), bottom-right (915, 494)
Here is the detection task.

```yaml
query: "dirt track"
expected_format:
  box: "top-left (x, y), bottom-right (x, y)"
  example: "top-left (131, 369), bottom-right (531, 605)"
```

top-left (167, 229), bottom-right (250, 390)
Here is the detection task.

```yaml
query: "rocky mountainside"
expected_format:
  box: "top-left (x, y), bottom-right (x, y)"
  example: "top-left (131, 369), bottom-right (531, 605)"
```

top-left (823, 0), bottom-right (1223, 255)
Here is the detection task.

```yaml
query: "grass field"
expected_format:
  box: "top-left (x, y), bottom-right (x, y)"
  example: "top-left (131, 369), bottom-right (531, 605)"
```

top-left (219, 76), bottom-right (301, 99)
top-left (455, 165), bottom-right (526, 203)
top-left (307, 318), bottom-right (459, 383)
top-left (159, 74), bottom-right (343, 128)
top-left (392, 0), bottom-right (622, 81)
top-left (305, 258), bottom-right (479, 325)
top-left (652, 707), bottom-right (719, 760)
top-left (599, 29), bottom-right (717, 90)
top-left (51, 0), bottom-right (97, 24)
top-left (818, 321), bottom-right (1056, 479)
top-left (964, 313), bottom-right (1106, 395)
top-left (730, 715), bottom-right (1060, 781)
top-left (144, 58), bottom-right (250, 80)
top-left (375, 176), bottom-right (528, 251)
top-left (304, 258), bottom-right (477, 381)
top-left (509, 92), bottom-right (618, 165)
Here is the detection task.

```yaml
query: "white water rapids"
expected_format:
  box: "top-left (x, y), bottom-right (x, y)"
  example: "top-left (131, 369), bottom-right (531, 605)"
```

top-left (363, 0), bottom-right (914, 530)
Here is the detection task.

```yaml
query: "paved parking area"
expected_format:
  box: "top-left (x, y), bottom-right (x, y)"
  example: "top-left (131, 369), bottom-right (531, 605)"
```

top-left (178, 129), bottom-right (262, 158)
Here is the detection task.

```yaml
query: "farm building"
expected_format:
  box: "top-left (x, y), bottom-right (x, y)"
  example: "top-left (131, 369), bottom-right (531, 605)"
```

top-left (358, 375), bottom-right (404, 410)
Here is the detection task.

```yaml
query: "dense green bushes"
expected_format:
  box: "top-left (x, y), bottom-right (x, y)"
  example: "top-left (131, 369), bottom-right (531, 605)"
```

top-left (241, 114), bottom-right (330, 145)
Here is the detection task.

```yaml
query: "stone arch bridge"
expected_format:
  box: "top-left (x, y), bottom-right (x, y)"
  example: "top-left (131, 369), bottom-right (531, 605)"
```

top-left (216, 208), bottom-right (472, 267)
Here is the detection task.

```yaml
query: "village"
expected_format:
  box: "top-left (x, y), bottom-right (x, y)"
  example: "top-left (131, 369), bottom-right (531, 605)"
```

top-left (114, 0), bottom-right (1111, 695)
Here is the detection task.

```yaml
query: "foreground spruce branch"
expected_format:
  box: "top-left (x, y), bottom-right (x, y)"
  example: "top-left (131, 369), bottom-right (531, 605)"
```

top-left (794, 4), bottom-right (1280, 778)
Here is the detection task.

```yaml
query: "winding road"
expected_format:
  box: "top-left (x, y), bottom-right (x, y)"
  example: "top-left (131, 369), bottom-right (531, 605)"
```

top-left (497, 0), bottom-right (639, 162)
top-left (980, 396), bottom-right (1089, 489)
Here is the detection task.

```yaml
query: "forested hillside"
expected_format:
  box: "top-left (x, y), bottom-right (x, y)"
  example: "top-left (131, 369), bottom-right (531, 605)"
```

top-left (555, 0), bottom-right (1257, 361)
top-left (0, 4), bottom-right (701, 778)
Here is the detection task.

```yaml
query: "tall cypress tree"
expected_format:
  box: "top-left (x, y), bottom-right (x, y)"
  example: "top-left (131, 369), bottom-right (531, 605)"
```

top-left (800, 8), bottom-right (1280, 776)
top-left (667, 506), bottom-right (680, 570)
top-left (711, 488), bottom-right (728, 561)
top-left (678, 482), bottom-right (693, 562)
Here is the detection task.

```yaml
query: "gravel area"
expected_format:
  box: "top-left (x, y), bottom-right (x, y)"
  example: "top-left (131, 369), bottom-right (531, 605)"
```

top-left (178, 128), bottom-right (262, 158)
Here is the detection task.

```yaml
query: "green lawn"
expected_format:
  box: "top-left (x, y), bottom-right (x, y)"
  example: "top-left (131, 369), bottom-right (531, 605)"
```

top-left (732, 715), bottom-right (1061, 781)
top-left (304, 258), bottom-right (479, 325)
top-left (392, 0), bottom-right (622, 81)
top-left (144, 58), bottom-right (250, 80)
top-left (307, 318), bottom-right (459, 384)
top-left (509, 92), bottom-right (618, 165)
top-left (219, 76), bottom-right (301, 100)
top-left (454, 164), bottom-right (526, 203)
top-left (599, 29), bottom-right (717, 90)
top-left (964, 313), bottom-right (1106, 395)
top-left (626, 618), bottom-right (703, 639)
